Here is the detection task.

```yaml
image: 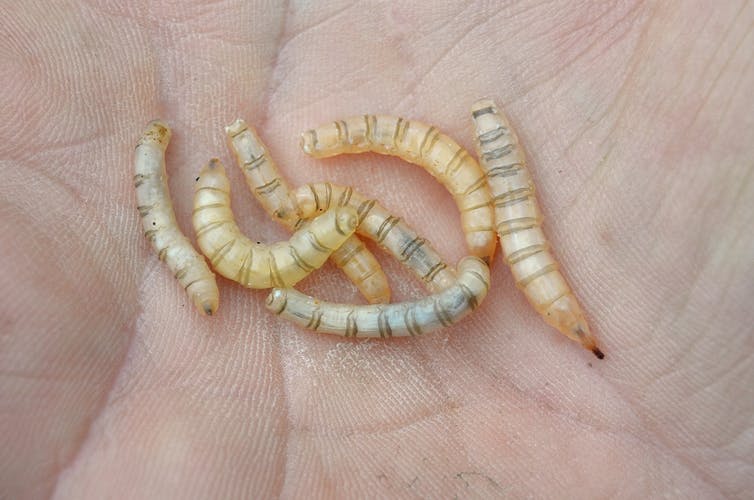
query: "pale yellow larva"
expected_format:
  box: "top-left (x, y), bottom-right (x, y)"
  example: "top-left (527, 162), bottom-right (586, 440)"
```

top-left (293, 182), bottom-right (457, 292)
top-left (266, 256), bottom-right (490, 337)
top-left (225, 119), bottom-right (391, 303)
top-left (134, 120), bottom-right (219, 316)
top-left (470, 99), bottom-right (603, 359)
top-left (193, 158), bottom-right (358, 289)
top-left (300, 115), bottom-right (497, 264)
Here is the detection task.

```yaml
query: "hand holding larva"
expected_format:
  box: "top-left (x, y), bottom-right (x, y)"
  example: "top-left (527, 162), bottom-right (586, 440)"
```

top-left (225, 119), bottom-right (391, 304)
top-left (470, 99), bottom-right (603, 359)
top-left (266, 256), bottom-right (490, 338)
top-left (300, 115), bottom-right (497, 264)
top-left (134, 120), bottom-right (219, 315)
top-left (192, 158), bottom-right (359, 289)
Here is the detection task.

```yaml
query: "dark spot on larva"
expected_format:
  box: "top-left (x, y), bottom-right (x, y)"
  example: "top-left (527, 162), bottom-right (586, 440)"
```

top-left (256, 241), bottom-right (260, 245)
top-left (152, 221), bottom-right (156, 226)
top-left (196, 176), bottom-right (200, 181)
top-left (592, 347), bottom-right (605, 360)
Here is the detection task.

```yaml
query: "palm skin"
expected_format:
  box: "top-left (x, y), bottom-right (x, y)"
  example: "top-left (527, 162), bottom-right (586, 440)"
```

top-left (1, 1), bottom-right (752, 498)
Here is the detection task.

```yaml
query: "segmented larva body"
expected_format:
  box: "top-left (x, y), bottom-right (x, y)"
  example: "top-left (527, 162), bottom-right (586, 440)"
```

top-left (300, 115), bottom-right (497, 263)
top-left (225, 119), bottom-right (391, 304)
top-left (266, 257), bottom-right (489, 337)
top-left (293, 182), bottom-right (457, 292)
top-left (470, 99), bottom-right (603, 359)
top-left (134, 120), bottom-right (219, 315)
top-left (193, 159), bottom-right (358, 289)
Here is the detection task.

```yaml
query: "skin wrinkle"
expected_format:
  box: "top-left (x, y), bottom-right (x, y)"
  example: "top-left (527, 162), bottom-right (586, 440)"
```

top-left (718, 38), bottom-right (754, 124)
top-left (280, 2), bottom-right (358, 49)
top-left (558, 2), bottom-right (658, 161)
top-left (685, 3), bottom-right (753, 132)
top-left (49, 313), bottom-right (138, 496)
top-left (46, 34), bottom-right (152, 497)
top-left (390, 3), bottom-right (478, 111)
top-left (517, 0), bottom-right (648, 109)
top-left (253, 2), bottom-right (295, 497)
top-left (255, 0), bottom-right (292, 136)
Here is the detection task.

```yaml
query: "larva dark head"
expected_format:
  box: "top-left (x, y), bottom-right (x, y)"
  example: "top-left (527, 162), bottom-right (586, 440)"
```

top-left (191, 291), bottom-right (219, 317)
top-left (195, 159), bottom-right (230, 192)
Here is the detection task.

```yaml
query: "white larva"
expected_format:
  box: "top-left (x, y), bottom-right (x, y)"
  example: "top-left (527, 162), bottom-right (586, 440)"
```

top-left (134, 120), bottom-right (219, 315)
top-left (266, 256), bottom-right (490, 337)
top-left (193, 158), bottom-right (358, 289)
top-left (470, 98), bottom-right (603, 359)
top-left (225, 119), bottom-right (391, 303)
top-left (300, 115), bottom-right (497, 263)
top-left (293, 182), bottom-right (457, 292)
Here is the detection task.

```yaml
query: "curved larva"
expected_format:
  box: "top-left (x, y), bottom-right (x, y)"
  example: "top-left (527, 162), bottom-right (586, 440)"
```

top-left (134, 120), bottom-right (219, 316)
top-left (192, 158), bottom-right (358, 289)
top-left (470, 99), bottom-right (603, 359)
top-left (225, 119), bottom-right (391, 304)
top-left (300, 115), bottom-right (497, 264)
top-left (266, 257), bottom-right (489, 337)
top-left (293, 182), bottom-right (457, 292)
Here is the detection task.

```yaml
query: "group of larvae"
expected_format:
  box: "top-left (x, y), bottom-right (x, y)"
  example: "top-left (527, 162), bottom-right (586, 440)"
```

top-left (134, 99), bottom-right (603, 358)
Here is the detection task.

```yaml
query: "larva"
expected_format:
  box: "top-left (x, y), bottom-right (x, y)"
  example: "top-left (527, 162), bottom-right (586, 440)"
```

top-left (470, 99), bottom-right (603, 359)
top-left (193, 158), bottom-right (358, 289)
top-left (266, 256), bottom-right (489, 337)
top-left (293, 182), bottom-right (457, 292)
top-left (225, 119), bottom-right (391, 303)
top-left (134, 120), bottom-right (219, 316)
top-left (300, 115), bottom-right (497, 263)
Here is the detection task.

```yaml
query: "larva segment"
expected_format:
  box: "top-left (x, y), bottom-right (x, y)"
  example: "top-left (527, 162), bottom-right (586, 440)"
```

top-left (300, 115), bottom-right (497, 263)
top-left (470, 99), bottom-right (603, 359)
top-left (225, 119), bottom-right (390, 304)
top-left (266, 257), bottom-right (489, 337)
top-left (293, 182), bottom-right (457, 292)
top-left (134, 120), bottom-right (219, 316)
top-left (193, 158), bottom-right (358, 289)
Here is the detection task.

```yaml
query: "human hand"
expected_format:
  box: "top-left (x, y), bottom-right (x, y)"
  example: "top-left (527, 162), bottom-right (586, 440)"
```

top-left (2, 1), bottom-right (752, 498)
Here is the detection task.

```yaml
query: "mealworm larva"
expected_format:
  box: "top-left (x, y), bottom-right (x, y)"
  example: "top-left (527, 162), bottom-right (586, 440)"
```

top-left (134, 120), bottom-right (219, 316)
top-left (193, 158), bottom-right (358, 289)
top-left (300, 115), bottom-right (497, 263)
top-left (293, 182), bottom-right (457, 292)
top-left (225, 119), bottom-right (391, 303)
top-left (266, 256), bottom-right (489, 337)
top-left (470, 99), bottom-right (603, 359)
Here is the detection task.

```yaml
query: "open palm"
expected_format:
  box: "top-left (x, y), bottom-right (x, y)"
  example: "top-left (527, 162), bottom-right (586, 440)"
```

top-left (2, 1), bottom-right (752, 498)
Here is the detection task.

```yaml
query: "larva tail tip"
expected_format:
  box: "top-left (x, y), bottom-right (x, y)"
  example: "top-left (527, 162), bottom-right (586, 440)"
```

top-left (591, 347), bottom-right (604, 360)
top-left (202, 302), bottom-right (217, 316)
